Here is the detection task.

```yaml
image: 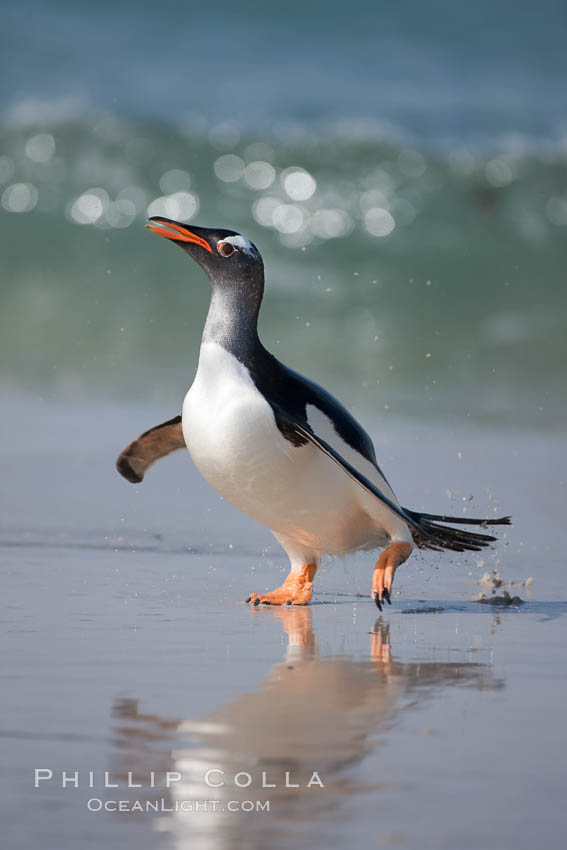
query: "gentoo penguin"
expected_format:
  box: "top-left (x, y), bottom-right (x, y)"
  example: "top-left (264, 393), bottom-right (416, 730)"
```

top-left (116, 218), bottom-right (510, 608)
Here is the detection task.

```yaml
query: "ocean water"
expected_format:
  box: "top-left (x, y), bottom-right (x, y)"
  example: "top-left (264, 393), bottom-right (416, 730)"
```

top-left (1, 0), bottom-right (567, 425)
top-left (4, 1), bottom-right (567, 143)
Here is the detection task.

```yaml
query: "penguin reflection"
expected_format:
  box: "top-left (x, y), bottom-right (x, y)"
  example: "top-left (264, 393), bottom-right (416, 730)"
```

top-left (111, 610), bottom-right (503, 849)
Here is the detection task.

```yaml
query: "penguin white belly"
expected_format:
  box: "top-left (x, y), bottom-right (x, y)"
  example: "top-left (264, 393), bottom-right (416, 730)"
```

top-left (183, 343), bottom-right (409, 555)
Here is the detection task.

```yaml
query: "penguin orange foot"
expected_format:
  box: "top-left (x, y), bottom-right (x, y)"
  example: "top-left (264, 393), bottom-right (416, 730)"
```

top-left (246, 564), bottom-right (317, 606)
top-left (372, 542), bottom-right (413, 611)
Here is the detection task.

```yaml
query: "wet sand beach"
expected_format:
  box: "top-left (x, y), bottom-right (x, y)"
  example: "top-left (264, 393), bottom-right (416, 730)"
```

top-left (1, 394), bottom-right (566, 850)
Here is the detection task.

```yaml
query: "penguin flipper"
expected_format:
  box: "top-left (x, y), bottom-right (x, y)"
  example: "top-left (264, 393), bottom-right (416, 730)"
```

top-left (116, 415), bottom-right (185, 483)
top-left (273, 408), bottom-right (421, 533)
top-left (275, 413), bottom-right (508, 551)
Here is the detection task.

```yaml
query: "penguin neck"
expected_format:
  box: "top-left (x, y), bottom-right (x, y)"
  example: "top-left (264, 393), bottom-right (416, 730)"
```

top-left (201, 278), bottom-right (264, 363)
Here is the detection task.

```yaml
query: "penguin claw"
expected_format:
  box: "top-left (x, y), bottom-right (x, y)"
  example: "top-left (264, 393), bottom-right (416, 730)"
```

top-left (245, 596), bottom-right (251, 603)
top-left (374, 591), bottom-right (383, 611)
top-left (253, 598), bottom-right (261, 606)
top-left (382, 587), bottom-right (391, 605)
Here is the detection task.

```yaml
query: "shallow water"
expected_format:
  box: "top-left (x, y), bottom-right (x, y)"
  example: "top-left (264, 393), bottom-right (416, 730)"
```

top-left (1, 394), bottom-right (566, 849)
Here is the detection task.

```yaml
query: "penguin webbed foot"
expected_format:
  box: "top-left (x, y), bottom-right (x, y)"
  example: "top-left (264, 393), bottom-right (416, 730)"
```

top-left (246, 590), bottom-right (310, 607)
top-left (246, 564), bottom-right (317, 607)
top-left (371, 542), bottom-right (413, 611)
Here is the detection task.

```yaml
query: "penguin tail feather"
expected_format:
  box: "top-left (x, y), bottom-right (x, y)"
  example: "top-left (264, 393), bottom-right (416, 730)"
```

top-left (403, 509), bottom-right (511, 553)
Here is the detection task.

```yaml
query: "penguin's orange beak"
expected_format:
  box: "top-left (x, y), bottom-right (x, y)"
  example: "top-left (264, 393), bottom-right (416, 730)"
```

top-left (146, 217), bottom-right (213, 252)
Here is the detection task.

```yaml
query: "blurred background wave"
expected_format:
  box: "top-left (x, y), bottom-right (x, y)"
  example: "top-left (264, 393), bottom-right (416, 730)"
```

top-left (2, 0), bottom-right (566, 425)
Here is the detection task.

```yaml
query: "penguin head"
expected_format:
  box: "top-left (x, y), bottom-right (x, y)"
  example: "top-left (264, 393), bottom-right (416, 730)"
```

top-left (146, 217), bottom-right (263, 289)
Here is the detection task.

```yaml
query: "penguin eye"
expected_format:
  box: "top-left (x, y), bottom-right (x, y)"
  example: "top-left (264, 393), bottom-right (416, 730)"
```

top-left (217, 241), bottom-right (235, 257)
